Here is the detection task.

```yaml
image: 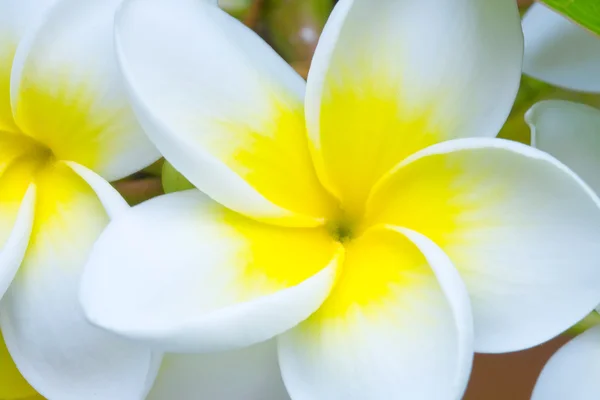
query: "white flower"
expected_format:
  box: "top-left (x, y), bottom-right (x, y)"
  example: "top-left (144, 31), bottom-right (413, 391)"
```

top-left (0, 0), bottom-right (161, 399)
top-left (522, 5), bottom-right (600, 400)
top-left (82, 0), bottom-right (600, 399)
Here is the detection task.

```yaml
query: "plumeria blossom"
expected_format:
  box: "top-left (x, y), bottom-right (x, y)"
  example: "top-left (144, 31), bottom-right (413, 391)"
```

top-left (523, 5), bottom-right (600, 399)
top-left (81, 0), bottom-right (600, 398)
top-left (0, 0), bottom-right (162, 398)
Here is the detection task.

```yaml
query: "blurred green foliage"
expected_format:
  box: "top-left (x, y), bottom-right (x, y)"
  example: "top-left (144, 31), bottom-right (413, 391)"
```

top-left (259, 0), bottom-right (333, 65)
top-left (162, 161), bottom-right (194, 194)
top-left (219, 0), bottom-right (253, 19)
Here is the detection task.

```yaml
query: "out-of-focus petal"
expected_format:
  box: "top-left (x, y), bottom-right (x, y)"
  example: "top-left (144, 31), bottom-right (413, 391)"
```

top-left (527, 100), bottom-right (600, 193)
top-left (523, 4), bottom-right (600, 93)
top-left (148, 340), bottom-right (289, 400)
top-left (531, 325), bottom-right (600, 400)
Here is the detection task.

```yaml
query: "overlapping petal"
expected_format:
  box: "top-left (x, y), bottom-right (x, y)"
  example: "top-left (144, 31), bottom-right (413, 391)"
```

top-left (1, 162), bottom-right (157, 400)
top-left (0, 133), bottom-right (44, 176)
top-left (367, 138), bottom-right (600, 353)
top-left (278, 226), bottom-right (473, 400)
top-left (81, 190), bottom-right (343, 353)
top-left (304, 0), bottom-right (523, 213)
top-left (0, 139), bottom-right (43, 299)
top-left (0, 184), bottom-right (34, 299)
top-left (527, 100), bottom-right (600, 192)
top-left (0, 0), bottom-right (55, 132)
top-left (147, 340), bottom-right (289, 400)
top-left (531, 326), bottom-right (600, 400)
top-left (0, 331), bottom-right (40, 400)
top-left (9, 0), bottom-right (159, 181)
top-left (523, 4), bottom-right (600, 93)
top-left (65, 161), bottom-right (129, 219)
top-left (115, 0), bottom-right (335, 226)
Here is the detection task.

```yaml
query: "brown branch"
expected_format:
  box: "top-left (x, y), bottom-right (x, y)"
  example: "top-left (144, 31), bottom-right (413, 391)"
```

top-left (113, 178), bottom-right (164, 206)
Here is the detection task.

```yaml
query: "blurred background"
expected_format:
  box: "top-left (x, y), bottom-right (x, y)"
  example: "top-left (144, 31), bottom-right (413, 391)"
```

top-left (114, 1), bottom-right (599, 398)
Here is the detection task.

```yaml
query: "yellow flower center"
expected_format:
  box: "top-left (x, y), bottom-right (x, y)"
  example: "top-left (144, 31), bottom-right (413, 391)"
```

top-left (0, 130), bottom-right (57, 188)
top-left (325, 208), bottom-right (364, 244)
top-left (328, 219), bottom-right (355, 243)
top-left (22, 135), bottom-right (55, 167)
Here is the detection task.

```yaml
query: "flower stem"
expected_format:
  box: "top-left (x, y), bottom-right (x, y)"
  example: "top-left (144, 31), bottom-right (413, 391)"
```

top-left (113, 178), bottom-right (164, 206)
top-left (566, 311), bottom-right (600, 337)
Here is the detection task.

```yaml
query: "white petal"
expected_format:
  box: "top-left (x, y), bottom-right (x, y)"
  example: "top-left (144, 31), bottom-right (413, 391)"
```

top-left (10, 0), bottom-right (159, 181)
top-left (81, 190), bottom-right (343, 353)
top-left (0, 143), bottom-right (45, 301)
top-left (303, 0), bottom-right (523, 211)
top-left (65, 161), bottom-right (129, 219)
top-left (532, 326), bottom-right (600, 400)
top-left (0, 0), bottom-right (55, 42)
top-left (115, 0), bottom-right (335, 226)
top-left (0, 330), bottom-right (39, 399)
top-left (0, 0), bottom-right (55, 132)
top-left (67, 159), bottom-right (164, 396)
top-left (0, 185), bottom-right (34, 299)
top-left (148, 340), bottom-right (289, 400)
top-left (1, 162), bottom-right (156, 400)
top-left (278, 226), bottom-right (473, 400)
top-left (367, 137), bottom-right (600, 353)
top-left (523, 4), bottom-right (600, 93)
top-left (527, 100), bottom-right (600, 193)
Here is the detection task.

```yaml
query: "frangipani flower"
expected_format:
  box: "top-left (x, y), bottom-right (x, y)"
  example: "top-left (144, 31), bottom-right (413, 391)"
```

top-left (0, 0), bottom-right (161, 398)
top-left (522, 6), bottom-right (600, 399)
top-left (81, 0), bottom-right (600, 398)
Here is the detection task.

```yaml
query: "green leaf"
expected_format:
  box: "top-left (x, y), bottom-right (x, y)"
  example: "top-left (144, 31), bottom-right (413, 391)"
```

top-left (162, 161), bottom-right (195, 194)
top-left (141, 159), bottom-right (164, 177)
top-left (539, 0), bottom-right (600, 36)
